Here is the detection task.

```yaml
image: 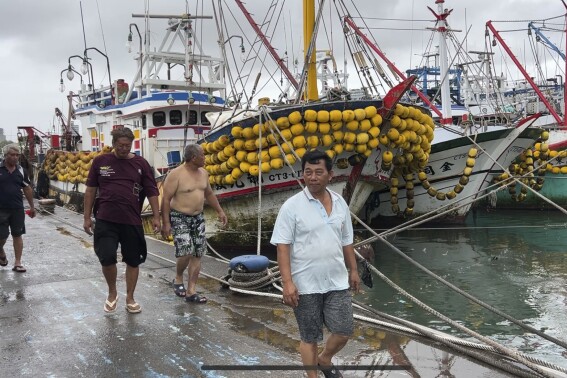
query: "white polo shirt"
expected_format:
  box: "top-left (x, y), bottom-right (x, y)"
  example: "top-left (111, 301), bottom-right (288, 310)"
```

top-left (270, 187), bottom-right (354, 294)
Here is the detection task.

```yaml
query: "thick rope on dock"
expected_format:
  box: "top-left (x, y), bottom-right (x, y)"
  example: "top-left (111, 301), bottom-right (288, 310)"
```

top-left (227, 267), bottom-right (281, 291)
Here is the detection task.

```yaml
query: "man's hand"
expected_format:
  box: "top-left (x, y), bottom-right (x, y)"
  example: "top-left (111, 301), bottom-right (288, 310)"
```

top-left (218, 210), bottom-right (228, 228)
top-left (282, 281), bottom-right (299, 308)
top-left (161, 222), bottom-right (171, 240)
top-left (26, 208), bottom-right (36, 218)
top-left (151, 215), bottom-right (161, 234)
top-left (349, 270), bottom-right (361, 294)
top-left (83, 218), bottom-right (94, 236)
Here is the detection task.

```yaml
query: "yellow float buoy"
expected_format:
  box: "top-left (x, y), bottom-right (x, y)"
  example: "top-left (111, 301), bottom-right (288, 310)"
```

top-left (270, 158), bottom-right (284, 170)
top-left (268, 146), bottom-right (282, 158)
top-left (329, 110), bottom-right (342, 122)
top-left (331, 121), bottom-right (343, 131)
top-left (333, 130), bottom-right (344, 142)
top-left (321, 135), bottom-right (333, 147)
top-left (368, 127), bottom-right (380, 138)
top-left (305, 121), bottom-right (318, 133)
top-left (346, 120), bottom-right (359, 131)
top-left (307, 136), bottom-right (320, 148)
top-left (276, 117), bottom-right (291, 129)
top-left (359, 119), bottom-right (371, 132)
top-left (317, 110), bottom-right (330, 123)
top-left (364, 106), bottom-right (377, 118)
top-left (304, 109), bottom-right (317, 122)
top-left (261, 162), bottom-right (271, 173)
top-left (318, 123), bottom-right (331, 134)
top-left (249, 165), bottom-right (260, 176)
top-left (342, 109), bottom-right (355, 122)
top-left (293, 135), bottom-right (307, 148)
top-left (290, 124), bottom-right (304, 136)
top-left (354, 108), bottom-right (366, 121)
top-left (231, 126), bottom-right (243, 138)
top-left (288, 111), bottom-right (302, 125)
top-left (284, 154), bottom-right (296, 165)
top-left (242, 127), bottom-right (255, 139)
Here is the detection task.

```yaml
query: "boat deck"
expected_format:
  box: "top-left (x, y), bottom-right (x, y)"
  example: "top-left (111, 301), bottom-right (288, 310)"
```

top-left (0, 205), bottom-right (515, 377)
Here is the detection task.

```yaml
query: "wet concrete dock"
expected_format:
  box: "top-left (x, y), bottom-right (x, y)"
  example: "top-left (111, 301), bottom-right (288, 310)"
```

top-left (0, 205), bottom-right (515, 377)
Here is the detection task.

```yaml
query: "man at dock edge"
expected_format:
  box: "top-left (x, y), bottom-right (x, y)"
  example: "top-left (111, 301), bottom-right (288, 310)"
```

top-left (0, 145), bottom-right (36, 273)
top-left (161, 143), bottom-right (227, 304)
top-left (271, 149), bottom-right (360, 378)
top-left (83, 128), bottom-right (161, 314)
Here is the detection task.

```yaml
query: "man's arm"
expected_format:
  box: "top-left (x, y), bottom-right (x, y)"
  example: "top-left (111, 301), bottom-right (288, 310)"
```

top-left (83, 186), bottom-right (97, 235)
top-left (160, 172), bottom-right (177, 239)
top-left (147, 195), bottom-right (161, 233)
top-left (343, 244), bottom-right (360, 294)
top-left (22, 186), bottom-right (36, 218)
top-left (277, 243), bottom-right (299, 307)
top-left (204, 182), bottom-right (227, 227)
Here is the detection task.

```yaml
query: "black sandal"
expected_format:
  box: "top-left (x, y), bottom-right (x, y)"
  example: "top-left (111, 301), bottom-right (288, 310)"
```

top-left (172, 280), bottom-right (186, 297)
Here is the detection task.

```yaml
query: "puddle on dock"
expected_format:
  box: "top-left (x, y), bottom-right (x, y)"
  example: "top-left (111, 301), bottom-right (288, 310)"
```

top-left (56, 226), bottom-right (92, 248)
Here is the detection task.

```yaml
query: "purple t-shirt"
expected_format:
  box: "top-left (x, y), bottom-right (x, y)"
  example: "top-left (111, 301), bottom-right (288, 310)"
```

top-left (86, 153), bottom-right (159, 225)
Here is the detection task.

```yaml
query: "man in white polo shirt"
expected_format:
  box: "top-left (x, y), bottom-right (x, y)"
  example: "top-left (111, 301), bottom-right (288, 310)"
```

top-left (271, 149), bottom-right (360, 378)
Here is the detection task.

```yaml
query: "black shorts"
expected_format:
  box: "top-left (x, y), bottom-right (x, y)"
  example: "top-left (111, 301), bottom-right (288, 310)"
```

top-left (93, 219), bottom-right (147, 267)
top-left (0, 208), bottom-right (26, 239)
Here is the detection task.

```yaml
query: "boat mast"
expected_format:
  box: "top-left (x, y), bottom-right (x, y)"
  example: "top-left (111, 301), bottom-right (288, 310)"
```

top-left (233, 0), bottom-right (299, 91)
top-left (486, 21), bottom-right (564, 126)
top-left (304, 0), bottom-right (318, 101)
top-left (343, 17), bottom-right (444, 119)
top-left (427, 0), bottom-right (453, 125)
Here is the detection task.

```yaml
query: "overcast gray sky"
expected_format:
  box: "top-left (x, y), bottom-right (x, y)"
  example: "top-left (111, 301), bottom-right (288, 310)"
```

top-left (0, 0), bottom-right (563, 142)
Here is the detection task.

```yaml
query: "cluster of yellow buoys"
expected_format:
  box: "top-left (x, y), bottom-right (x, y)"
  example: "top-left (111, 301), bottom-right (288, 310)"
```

top-left (492, 130), bottom-right (566, 201)
top-left (201, 103), bottom-right (435, 188)
top-left (42, 146), bottom-right (112, 184)
top-left (388, 148), bottom-right (477, 215)
top-left (381, 104), bottom-right (436, 172)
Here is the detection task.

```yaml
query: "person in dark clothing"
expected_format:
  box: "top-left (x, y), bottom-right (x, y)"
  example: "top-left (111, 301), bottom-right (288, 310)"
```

top-left (83, 128), bottom-right (160, 314)
top-left (0, 145), bottom-right (36, 273)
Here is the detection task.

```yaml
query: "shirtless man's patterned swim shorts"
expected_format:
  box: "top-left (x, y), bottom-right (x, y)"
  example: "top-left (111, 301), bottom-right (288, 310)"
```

top-left (170, 210), bottom-right (207, 258)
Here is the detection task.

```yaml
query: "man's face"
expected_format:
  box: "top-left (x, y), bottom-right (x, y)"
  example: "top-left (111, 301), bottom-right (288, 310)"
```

top-left (4, 150), bottom-right (20, 166)
top-left (303, 159), bottom-right (333, 195)
top-left (191, 147), bottom-right (205, 167)
top-left (113, 137), bottom-right (132, 159)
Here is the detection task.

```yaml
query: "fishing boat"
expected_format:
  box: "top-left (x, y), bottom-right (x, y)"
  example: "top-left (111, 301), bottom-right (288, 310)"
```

top-left (481, 13), bottom-right (567, 209)
top-left (21, 1), bottom-right (431, 247)
top-left (348, 0), bottom-right (543, 223)
top-left (23, 0), bottom-right (542, 249)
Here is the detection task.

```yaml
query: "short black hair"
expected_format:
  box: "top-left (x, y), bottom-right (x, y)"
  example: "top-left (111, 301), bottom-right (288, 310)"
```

top-left (301, 149), bottom-right (332, 171)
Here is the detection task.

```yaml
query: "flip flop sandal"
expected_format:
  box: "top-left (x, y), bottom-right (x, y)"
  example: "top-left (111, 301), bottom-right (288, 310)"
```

top-left (172, 280), bottom-right (187, 297)
top-left (12, 265), bottom-right (26, 273)
top-left (319, 363), bottom-right (343, 378)
top-left (185, 294), bottom-right (207, 304)
top-left (126, 303), bottom-right (142, 314)
top-left (0, 257), bottom-right (7, 267)
top-left (104, 297), bottom-right (118, 313)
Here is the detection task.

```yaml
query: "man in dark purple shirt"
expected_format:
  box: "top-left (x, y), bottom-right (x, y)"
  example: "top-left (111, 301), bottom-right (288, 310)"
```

top-left (83, 128), bottom-right (160, 314)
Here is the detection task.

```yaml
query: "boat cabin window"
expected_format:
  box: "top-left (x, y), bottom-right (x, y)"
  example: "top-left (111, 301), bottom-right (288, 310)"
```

top-left (187, 110), bottom-right (198, 125)
top-left (200, 111), bottom-right (211, 126)
top-left (153, 111), bottom-right (166, 127)
top-left (170, 110), bottom-right (182, 125)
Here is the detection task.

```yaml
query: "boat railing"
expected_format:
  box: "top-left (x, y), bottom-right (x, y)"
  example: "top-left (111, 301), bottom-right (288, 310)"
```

top-left (76, 84), bottom-right (114, 109)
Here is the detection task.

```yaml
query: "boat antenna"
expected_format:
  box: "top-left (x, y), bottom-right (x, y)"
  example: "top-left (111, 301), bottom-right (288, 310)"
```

top-left (80, 1), bottom-right (87, 51)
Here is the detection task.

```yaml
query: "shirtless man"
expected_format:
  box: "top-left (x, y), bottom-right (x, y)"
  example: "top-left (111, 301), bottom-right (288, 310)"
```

top-left (161, 144), bottom-right (227, 303)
